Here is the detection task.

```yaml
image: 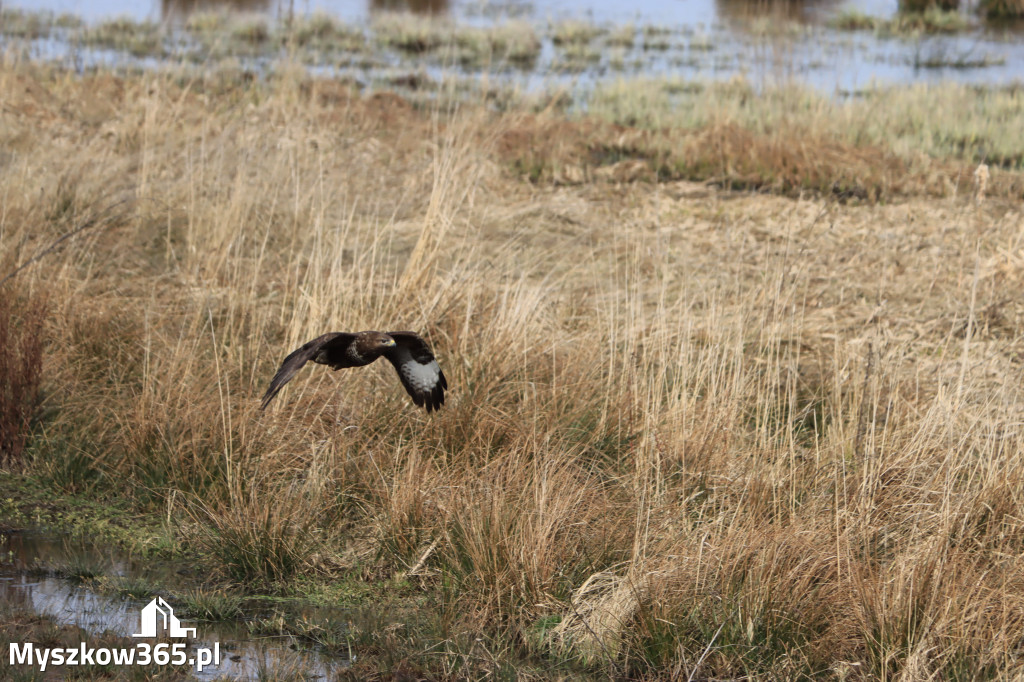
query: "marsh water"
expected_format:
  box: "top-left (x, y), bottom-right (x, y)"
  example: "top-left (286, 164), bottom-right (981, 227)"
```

top-left (3, 0), bottom-right (1024, 93)
top-left (0, 529), bottom-right (348, 679)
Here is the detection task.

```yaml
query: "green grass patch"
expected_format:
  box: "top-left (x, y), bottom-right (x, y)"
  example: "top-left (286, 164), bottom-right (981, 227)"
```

top-left (0, 471), bottom-right (174, 555)
top-left (98, 575), bottom-right (162, 600)
top-left (176, 587), bottom-right (245, 621)
top-left (47, 556), bottom-right (105, 582)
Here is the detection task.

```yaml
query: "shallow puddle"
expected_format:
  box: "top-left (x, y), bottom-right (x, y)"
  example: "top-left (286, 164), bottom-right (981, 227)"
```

top-left (1, 529), bottom-right (349, 680)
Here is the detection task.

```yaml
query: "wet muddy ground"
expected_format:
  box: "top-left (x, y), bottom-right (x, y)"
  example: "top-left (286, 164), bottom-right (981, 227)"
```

top-left (1, 529), bottom-right (349, 679)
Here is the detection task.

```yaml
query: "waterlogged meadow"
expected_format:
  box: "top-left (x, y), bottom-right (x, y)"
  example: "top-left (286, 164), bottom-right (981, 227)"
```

top-left (3, 2), bottom-right (1024, 90)
top-left (2, 34), bottom-right (1024, 680)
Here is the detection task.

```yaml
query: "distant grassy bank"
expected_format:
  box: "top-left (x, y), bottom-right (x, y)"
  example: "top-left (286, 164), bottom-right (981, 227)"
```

top-left (3, 55), bottom-right (1024, 678)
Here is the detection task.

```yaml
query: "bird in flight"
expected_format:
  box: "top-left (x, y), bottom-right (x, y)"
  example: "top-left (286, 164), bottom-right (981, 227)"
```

top-left (260, 331), bottom-right (447, 412)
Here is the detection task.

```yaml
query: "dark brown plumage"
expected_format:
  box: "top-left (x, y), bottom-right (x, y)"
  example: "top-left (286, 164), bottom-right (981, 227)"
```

top-left (260, 330), bottom-right (447, 412)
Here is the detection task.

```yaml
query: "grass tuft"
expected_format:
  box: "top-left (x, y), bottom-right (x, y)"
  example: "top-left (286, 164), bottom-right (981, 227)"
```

top-left (81, 17), bottom-right (164, 57)
top-left (186, 473), bottom-right (337, 587)
top-left (100, 575), bottom-right (161, 600)
top-left (49, 557), bottom-right (105, 582)
top-left (372, 12), bottom-right (449, 53)
top-left (980, 0), bottom-right (1024, 17)
top-left (0, 291), bottom-right (46, 468)
top-left (250, 611), bottom-right (351, 656)
top-left (0, 9), bottom-right (55, 39)
top-left (177, 587), bottom-right (245, 621)
top-left (230, 15), bottom-right (270, 45)
top-left (831, 7), bottom-right (970, 33)
top-left (900, 0), bottom-right (960, 12)
top-left (183, 11), bottom-right (228, 35)
top-left (551, 20), bottom-right (605, 46)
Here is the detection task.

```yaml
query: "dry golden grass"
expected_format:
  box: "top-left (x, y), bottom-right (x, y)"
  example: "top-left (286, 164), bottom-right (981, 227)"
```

top-left (0, 288), bottom-right (45, 465)
top-left (3, 55), bottom-right (1024, 678)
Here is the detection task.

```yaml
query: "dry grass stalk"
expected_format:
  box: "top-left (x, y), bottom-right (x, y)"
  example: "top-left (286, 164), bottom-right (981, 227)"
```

top-left (974, 162), bottom-right (990, 206)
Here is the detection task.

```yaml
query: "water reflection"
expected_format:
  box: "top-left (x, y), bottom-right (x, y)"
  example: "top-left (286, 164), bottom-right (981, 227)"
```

top-left (1, 574), bottom-right (138, 633)
top-left (0, 529), bottom-right (348, 681)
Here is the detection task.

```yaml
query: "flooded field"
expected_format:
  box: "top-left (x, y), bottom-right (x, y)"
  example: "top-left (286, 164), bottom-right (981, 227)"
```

top-left (2, 0), bottom-right (1023, 94)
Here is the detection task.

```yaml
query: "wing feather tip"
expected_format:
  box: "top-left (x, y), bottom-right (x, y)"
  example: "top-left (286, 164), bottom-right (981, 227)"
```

top-left (259, 387), bottom-right (277, 410)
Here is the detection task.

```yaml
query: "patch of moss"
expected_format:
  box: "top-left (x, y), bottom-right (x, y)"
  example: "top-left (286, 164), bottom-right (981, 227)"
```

top-left (0, 471), bottom-right (173, 555)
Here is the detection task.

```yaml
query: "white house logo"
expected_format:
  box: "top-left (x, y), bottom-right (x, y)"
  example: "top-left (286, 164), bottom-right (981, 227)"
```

top-left (9, 595), bottom-right (220, 673)
top-left (132, 597), bottom-right (196, 638)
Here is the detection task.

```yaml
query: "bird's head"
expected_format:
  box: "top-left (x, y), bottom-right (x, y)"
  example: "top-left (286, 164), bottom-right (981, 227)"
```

top-left (356, 331), bottom-right (397, 356)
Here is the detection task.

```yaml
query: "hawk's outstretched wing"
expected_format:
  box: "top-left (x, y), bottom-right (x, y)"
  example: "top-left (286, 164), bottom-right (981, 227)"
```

top-left (384, 331), bottom-right (448, 412)
top-left (259, 332), bottom-right (355, 410)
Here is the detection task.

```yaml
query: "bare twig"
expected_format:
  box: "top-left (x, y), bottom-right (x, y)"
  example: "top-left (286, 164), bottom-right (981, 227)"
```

top-left (686, 622), bottom-right (724, 682)
top-left (0, 197), bottom-right (134, 289)
top-left (403, 537), bottom-right (441, 578)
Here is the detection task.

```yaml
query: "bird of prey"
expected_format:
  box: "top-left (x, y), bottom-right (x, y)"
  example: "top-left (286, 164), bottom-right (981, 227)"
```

top-left (260, 331), bottom-right (447, 412)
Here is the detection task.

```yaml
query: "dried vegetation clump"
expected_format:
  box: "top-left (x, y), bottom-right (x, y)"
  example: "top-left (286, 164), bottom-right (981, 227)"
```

top-left (370, 12), bottom-right (542, 67)
top-left (80, 16), bottom-right (165, 57)
top-left (0, 290), bottom-right (46, 467)
top-left (980, 0), bottom-right (1024, 17)
top-left (832, 6), bottom-right (970, 32)
top-left (3, 57), bottom-right (1024, 678)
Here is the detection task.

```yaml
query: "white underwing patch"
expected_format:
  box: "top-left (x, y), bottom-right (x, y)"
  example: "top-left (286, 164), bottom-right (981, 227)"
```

top-left (403, 360), bottom-right (441, 391)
